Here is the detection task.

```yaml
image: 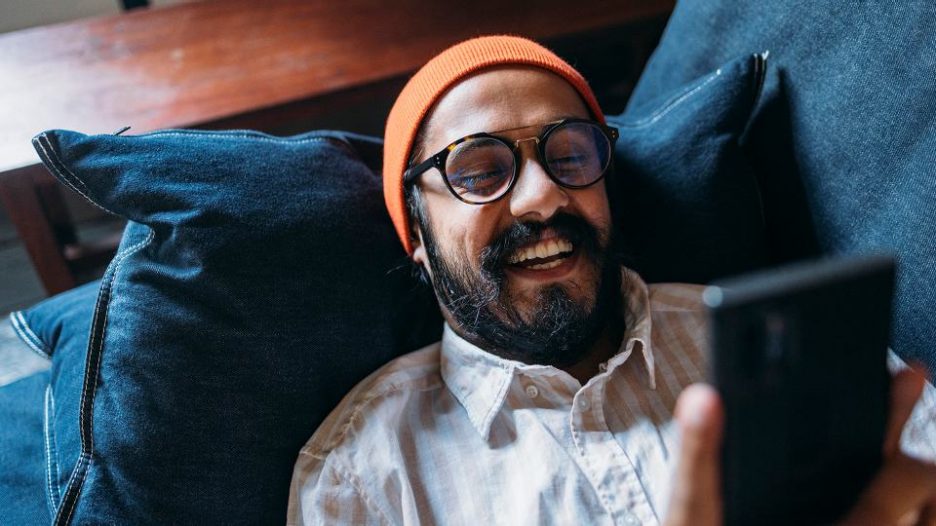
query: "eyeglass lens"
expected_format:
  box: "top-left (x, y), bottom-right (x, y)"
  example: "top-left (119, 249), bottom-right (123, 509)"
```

top-left (443, 122), bottom-right (611, 203)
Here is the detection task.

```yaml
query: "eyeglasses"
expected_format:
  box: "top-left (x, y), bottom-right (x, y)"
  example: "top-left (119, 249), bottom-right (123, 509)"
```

top-left (403, 118), bottom-right (619, 205)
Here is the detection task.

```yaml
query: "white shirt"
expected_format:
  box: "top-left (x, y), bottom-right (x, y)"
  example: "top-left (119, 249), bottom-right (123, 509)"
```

top-left (288, 269), bottom-right (936, 525)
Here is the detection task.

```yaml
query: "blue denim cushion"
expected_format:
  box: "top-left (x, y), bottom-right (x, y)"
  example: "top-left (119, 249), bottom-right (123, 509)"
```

top-left (30, 130), bottom-right (440, 525)
top-left (0, 371), bottom-right (52, 525)
top-left (8, 280), bottom-right (98, 524)
top-left (611, 53), bottom-right (769, 283)
top-left (628, 0), bottom-right (936, 373)
top-left (10, 280), bottom-right (99, 360)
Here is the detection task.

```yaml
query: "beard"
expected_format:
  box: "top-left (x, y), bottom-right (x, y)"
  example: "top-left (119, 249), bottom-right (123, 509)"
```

top-left (418, 212), bottom-right (622, 368)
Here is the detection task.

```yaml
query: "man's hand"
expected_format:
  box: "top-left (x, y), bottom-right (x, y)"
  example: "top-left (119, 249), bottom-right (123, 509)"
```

top-left (664, 369), bottom-right (936, 526)
top-left (841, 369), bottom-right (936, 526)
top-left (663, 383), bottom-right (723, 526)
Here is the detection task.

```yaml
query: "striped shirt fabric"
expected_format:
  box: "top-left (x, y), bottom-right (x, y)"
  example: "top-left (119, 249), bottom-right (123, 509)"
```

top-left (288, 268), bottom-right (936, 525)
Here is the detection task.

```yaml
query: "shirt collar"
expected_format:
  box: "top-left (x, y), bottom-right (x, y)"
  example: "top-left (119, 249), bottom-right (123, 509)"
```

top-left (440, 267), bottom-right (657, 440)
top-left (604, 267), bottom-right (656, 389)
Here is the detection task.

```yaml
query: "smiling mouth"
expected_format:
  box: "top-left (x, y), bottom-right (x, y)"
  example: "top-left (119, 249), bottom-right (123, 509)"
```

top-left (506, 235), bottom-right (575, 270)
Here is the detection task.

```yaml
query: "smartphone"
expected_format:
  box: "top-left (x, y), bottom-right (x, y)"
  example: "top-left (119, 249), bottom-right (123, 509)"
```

top-left (703, 254), bottom-right (895, 525)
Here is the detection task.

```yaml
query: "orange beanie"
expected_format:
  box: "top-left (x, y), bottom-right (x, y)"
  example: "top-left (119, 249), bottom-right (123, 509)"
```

top-left (383, 35), bottom-right (605, 254)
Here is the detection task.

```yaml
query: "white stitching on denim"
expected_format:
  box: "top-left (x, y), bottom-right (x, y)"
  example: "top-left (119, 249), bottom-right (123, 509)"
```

top-left (56, 228), bottom-right (153, 526)
top-left (33, 137), bottom-right (111, 215)
top-left (44, 385), bottom-right (61, 515)
top-left (130, 131), bottom-right (336, 144)
top-left (9, 311), bottom-right (52, 358)
top-left (614, 69), bottom-right (722, 128)
top-left (84, 238), bottom-right (155, 466)
top-left (37, 129), bottom-right (335, 524)
top-left (56, 453), bottom-right (87, 526)
top-left (49, 385), bottom-right (62, 506)
top-left (34, 132), bottom-right (335, 219)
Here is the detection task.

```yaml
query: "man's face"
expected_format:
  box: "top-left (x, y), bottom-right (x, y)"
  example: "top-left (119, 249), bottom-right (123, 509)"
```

top-left (411, 67), bottom-right (620, 366)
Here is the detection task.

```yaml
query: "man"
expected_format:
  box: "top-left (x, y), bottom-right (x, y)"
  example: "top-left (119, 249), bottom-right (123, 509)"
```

top-left (288, 36), bottom-right (936, 525)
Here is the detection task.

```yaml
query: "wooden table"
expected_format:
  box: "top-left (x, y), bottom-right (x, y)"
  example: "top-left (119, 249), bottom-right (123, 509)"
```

top-left (0, 0), bottom-right (673, 295)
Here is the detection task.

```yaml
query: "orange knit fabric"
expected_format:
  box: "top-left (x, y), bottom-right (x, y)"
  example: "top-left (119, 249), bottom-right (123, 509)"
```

top-left (383, 35), bottom-right (605, 254)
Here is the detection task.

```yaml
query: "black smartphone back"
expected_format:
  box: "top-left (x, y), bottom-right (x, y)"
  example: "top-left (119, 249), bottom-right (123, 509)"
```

top-left (703, 254), bottom-right (895, 525)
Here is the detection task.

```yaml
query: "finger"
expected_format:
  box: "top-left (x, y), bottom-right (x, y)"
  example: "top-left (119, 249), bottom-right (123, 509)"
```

top-left (664, 383), bottom-right (724, 526)
top-left (842, 453), bottom-right (936, 526)
top-left (883, 368), bottom-right (925, 457)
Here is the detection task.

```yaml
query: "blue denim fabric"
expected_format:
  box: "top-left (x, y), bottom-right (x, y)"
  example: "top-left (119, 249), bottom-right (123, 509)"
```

top-left (30, 129), bottom-right (441, 525)
top-left (610, 53), bottom-right (769, 284)
top-left (11, 280), bottom-right (99, 359)
top-left (9, 281), bottom-right (97, 521)
top-left (628, 0), bottom-right (936, 373)
top-left (0, 371), bottom-right (52, 525)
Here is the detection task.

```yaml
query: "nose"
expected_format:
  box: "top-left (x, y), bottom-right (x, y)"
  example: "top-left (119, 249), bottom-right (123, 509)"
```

top-left (508, 144), bottom-right (569, 222)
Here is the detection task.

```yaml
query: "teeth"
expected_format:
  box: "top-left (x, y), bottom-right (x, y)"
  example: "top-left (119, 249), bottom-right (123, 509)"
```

top-left (507, 237), bottom-right (574, 264)
top-left (548, 239), bottom-right (560, 256)
top-left (528, 259), bottom-right (564, 270)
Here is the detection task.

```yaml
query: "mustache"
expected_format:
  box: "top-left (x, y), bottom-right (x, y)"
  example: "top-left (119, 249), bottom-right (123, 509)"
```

top-left (479, 213), bottom-right (604, 280)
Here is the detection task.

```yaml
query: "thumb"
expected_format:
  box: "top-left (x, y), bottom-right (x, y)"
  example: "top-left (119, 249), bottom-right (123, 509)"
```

top-left (882, 367), bottom-right (925, 457)
top-left (665, 383), bottom-right (724, 526)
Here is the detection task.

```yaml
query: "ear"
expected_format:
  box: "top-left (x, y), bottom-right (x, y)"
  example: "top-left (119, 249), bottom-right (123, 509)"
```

top-left (411, 226), bottom-right (428, 269)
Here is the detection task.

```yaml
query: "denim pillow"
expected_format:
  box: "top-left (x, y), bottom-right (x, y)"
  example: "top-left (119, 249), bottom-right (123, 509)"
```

top-left (30, 130), bottom-right (440, 525)
top-left (628, 0), bottom-right (936, 374)
top-left (0, 371), bottom-right (51, 525)
top-left (10, 280), bottom-right (99, 360)
top-left (6, 281), bottom-right (97, 522)
top-left (610, 53), bottom-right (769, 283)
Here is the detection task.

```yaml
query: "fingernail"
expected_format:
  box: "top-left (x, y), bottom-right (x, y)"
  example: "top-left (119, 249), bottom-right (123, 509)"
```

top-left (680, 385), bottom-right (716, 430)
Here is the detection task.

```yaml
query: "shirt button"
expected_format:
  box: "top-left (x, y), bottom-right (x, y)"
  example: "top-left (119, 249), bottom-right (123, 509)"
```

top-left (622, 512), bottom-right (639, 525)
top-left (577, 397), bottom-right (590, 410)
top-left (525, 385), bottom-right (539, 398)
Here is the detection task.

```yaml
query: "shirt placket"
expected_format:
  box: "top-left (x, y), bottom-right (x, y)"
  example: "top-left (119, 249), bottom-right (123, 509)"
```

top-left (570, 379), bottom-right (659, 526)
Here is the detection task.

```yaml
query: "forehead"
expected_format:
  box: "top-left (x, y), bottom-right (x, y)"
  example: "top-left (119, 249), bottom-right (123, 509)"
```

top-left (422, 67), bottom-right (591, 152)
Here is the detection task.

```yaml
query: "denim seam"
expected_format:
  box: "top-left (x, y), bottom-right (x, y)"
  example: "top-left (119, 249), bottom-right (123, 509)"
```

top-left (53, 229), bottom-right (153, 526)
top-left (34, 131), bottom-right (334, 214)
top-left (33, 130), bottom-right (124, 525)
top-left (9, 311), bottom-right (52, 359)
top-left (32, 136), bottom-right (111, 215)
top-left (31, 129), bottom-right (326, 523)
top-left (615, 69), bottom-right (722, 128)
top-left (136, 132), bottom-right (335, 144)
top-left (31, 129), bottom-right (335, 523)
top-left (44, 384), bottom-right (61, 515)
top-left (36, 130), bottom-right (157, 525)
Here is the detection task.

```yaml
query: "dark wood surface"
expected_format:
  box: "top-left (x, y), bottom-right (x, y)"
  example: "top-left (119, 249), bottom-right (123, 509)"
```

top-left (0, 165), bottom-right (78, 293)
top-left (0, 0), bottom-right (673, 295)
top-left (0, 0), bottom-right (672, 171)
